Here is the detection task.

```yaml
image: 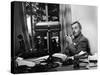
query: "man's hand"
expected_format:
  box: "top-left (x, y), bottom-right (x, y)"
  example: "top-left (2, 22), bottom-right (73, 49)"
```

top-left (65, 35), bottom-right (73, 44)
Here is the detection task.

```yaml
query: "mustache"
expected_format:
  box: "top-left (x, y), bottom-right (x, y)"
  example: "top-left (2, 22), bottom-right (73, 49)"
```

top-left (73, 32), bottom-right (76, 35)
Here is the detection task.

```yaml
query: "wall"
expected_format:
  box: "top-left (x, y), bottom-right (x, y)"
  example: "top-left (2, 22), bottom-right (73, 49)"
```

top-left (13, 2), bottom-right (31, 56)
top-left (71, 5), bottom-right (98, 54)
top-left (13, 2), bottom-right (23, 54)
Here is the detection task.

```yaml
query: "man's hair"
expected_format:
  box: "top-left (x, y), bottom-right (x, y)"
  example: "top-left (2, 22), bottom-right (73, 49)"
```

top-left (71, 21), bottom-right (82, 30)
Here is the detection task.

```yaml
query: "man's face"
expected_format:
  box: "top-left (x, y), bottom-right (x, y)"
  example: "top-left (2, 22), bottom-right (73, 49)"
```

top-left (72, 23), bottom-right (81, 37)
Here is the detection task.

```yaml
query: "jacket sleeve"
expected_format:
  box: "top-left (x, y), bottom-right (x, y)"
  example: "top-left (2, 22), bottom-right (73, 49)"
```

top-left (77, 39), bottom-right (88, 53)
top-left (68, 39), bottom-right (88, 54)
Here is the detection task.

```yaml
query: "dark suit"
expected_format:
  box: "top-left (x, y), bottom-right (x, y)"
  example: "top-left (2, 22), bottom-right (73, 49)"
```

top-left (65, 33), bottom-right (91, 68)
top-left (66, 33), bottom-right (91, 56)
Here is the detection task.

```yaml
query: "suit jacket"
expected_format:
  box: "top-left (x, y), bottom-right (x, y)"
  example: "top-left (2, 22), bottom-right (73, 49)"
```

top-left (67, 33), bottom-right (91, 56)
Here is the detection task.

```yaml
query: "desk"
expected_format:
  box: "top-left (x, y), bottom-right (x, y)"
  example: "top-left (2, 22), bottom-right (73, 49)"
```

top-left (15, 53), bottom-right (97, 73)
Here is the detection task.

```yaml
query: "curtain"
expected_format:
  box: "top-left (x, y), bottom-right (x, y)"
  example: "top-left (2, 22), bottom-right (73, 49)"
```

top-left (59, 4), bottom-right (72, 53)
top-left (19, 2), bottom-right (31, 51)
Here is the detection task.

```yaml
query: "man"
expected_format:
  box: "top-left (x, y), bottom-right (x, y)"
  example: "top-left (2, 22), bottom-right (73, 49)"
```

top-left (65, 21), bottom-right (91, 69)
